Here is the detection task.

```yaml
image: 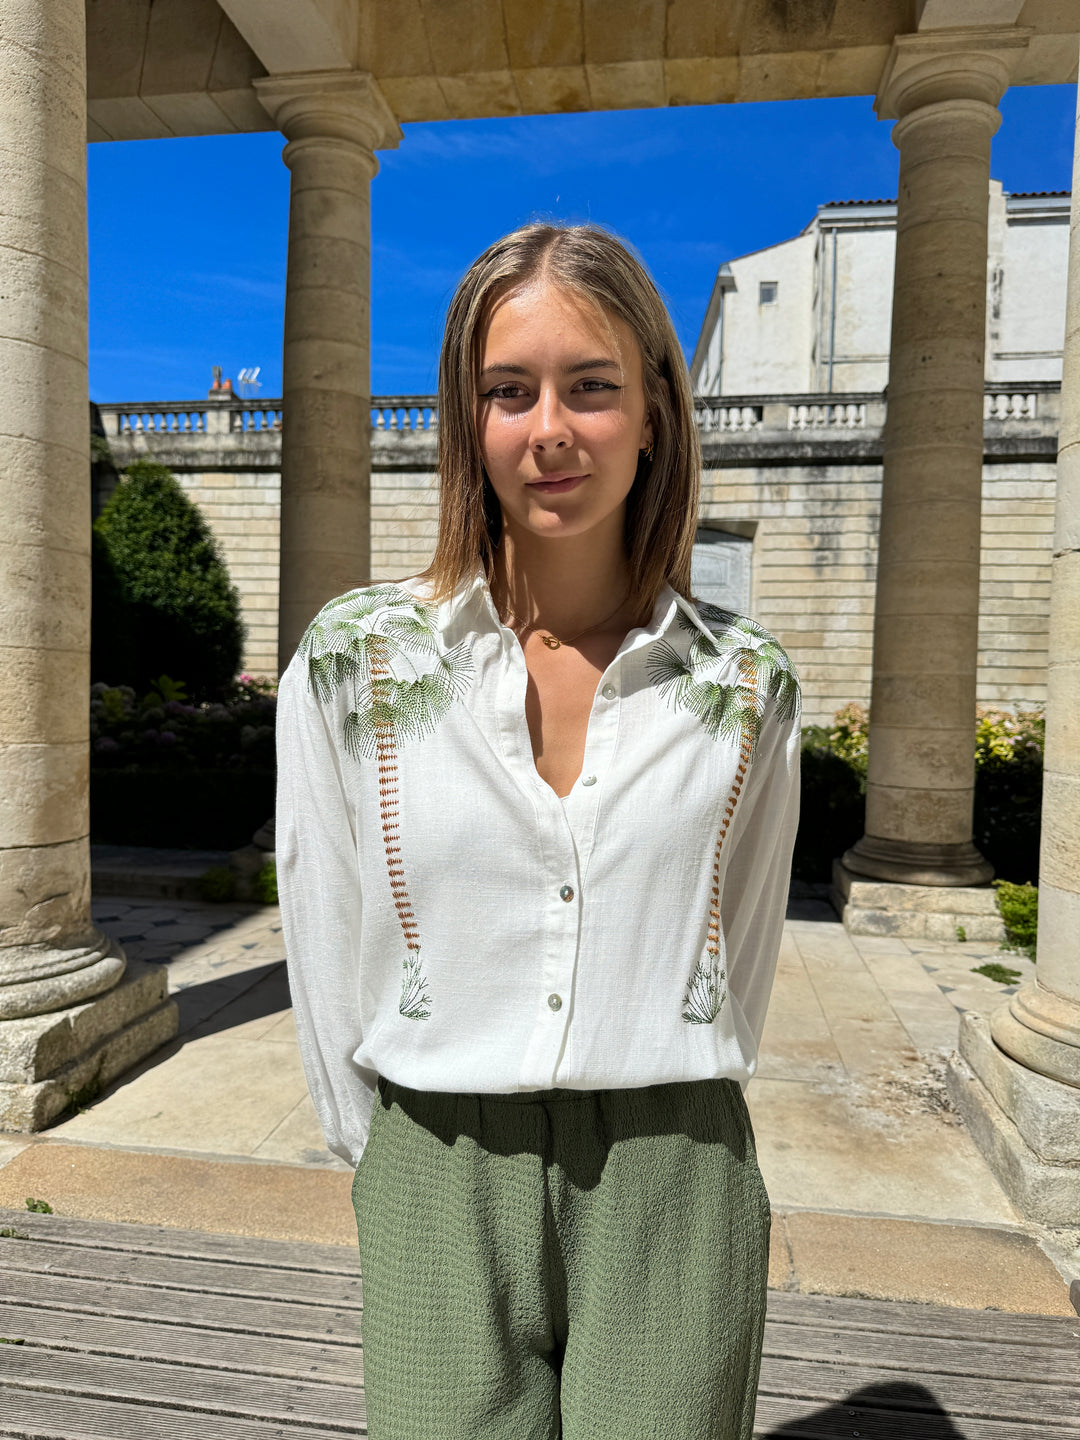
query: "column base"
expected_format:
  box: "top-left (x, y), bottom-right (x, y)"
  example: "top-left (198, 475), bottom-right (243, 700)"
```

top-left (0, 956), bottom-right (179, 1132)
top-left (831, 858), bottom-right (1004, 940)
top-left (842, 835), bottom-right (993, 887)
top-left (947, 1010), bottom-right (1080, 1227)
top-left (992, 983), bottom-right (1080, 1089)
top-left (0, 929), bottom-right (125, 1019)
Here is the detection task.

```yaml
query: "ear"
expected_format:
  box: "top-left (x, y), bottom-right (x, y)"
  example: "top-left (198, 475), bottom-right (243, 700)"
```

top-left (640, 413), bottom-right (655, 451)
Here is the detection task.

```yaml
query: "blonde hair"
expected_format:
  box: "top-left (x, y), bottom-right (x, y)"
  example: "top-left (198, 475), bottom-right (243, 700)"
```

top-left (415, 222), bottom-right (701, 623)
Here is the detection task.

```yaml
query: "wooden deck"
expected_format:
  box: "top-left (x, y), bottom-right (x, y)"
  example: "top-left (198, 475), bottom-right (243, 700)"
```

top-left (0, 1207), bottom-right (1076, 1438)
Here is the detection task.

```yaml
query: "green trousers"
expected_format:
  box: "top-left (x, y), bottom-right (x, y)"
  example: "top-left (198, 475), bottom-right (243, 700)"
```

top-left (352, 1074), bottom-right (770, 1440)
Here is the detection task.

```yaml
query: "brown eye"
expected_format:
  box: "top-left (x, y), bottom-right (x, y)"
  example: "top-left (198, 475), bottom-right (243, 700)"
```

top-left (479, 383), bottom-right (528, 400)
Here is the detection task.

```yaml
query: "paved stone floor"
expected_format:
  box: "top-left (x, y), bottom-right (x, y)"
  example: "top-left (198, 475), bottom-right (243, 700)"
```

top-left (0, 891), bottom-right (1074, 1314)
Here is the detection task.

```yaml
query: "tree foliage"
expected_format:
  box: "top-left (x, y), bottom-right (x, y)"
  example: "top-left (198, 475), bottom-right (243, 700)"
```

top-left (92, 459), bottom-right (245, 700)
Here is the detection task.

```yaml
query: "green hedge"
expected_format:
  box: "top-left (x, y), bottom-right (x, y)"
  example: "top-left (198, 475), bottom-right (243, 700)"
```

top-left (91, 767), bottom-right (275, 850)
top-left (794, 703), bottom-right (1044, 885)
top-left (92, 459), bottom-right (245, 701)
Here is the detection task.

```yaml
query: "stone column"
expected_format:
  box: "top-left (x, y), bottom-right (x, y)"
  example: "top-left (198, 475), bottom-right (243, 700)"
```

top-left (840, 30), bottom-right (1030, 896)
top-left (0, 0), bottom-right (176, 1130)
top-left (948, 62), bottom-right (1080, 1226)
top-left (253, 72), bottom-right (401, 672)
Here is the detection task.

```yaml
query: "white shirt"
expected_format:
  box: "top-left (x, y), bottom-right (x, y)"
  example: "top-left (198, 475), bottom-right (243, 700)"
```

top-left (275, 569), bottom-right (801, 1166)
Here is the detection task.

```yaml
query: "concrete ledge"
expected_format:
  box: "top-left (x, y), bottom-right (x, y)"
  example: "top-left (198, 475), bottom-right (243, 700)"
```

top-left (91, 844), bottom-right (231, 902)
top-left (0, 1144), bottom-right (1070, 1313)
top-left (0, 961), bottom-right (179, 1131)
top-left (946, 1050), bottom-right (1080, 1228)
top-left (770, 1207), bottom-right (1074, 1315)
top-left (832, 858), bottom-right (1005, 939)
top-left (0, 1144), bottom-right (356, 1247)
top-left (960, 1009), bottom-right (1080, 1162)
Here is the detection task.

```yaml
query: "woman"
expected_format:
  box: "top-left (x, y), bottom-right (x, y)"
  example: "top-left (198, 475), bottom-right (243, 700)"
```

top-left (276, 221), bottom-right (801, 1439)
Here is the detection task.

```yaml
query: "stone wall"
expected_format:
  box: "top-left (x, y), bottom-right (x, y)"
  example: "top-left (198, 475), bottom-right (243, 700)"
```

top-left (174, 469), bottom-right (281, 679)
top-left (100, 389), bottom-right (1058, 723)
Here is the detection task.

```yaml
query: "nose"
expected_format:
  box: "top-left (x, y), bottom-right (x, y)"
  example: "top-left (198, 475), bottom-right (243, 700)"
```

top-left (530, 383), bottom-right (572, 453)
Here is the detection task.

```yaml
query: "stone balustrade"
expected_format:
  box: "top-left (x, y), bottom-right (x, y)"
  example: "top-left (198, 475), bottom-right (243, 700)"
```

top-left (371, 397), bottom-right (439, 432)
top-left (694, 398), bottom-right (763, 433)
top-left (788, 401), bottom-right (868, 430)
top-left (985, 391), bottom-right (1038, 421)
top-left (97, 382), bottom-right (1059, 467)
top-left (102, 400), bottom-right (284, 437)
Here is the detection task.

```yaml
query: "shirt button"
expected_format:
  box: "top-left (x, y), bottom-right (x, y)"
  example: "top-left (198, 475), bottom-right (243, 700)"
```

top-left (601, 683), bottom-right (617, 700)
top-left (559, 884), bottom-right (575, 902)
top-left (548, 993), bottom-right (563, 1011)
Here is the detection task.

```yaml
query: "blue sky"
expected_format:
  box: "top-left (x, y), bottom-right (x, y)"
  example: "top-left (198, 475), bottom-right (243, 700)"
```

top-left (87, 84), bottom-right (1075, 403)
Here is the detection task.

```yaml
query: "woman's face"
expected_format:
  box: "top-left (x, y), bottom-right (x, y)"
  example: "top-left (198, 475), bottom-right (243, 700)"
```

top-left (475, 280), bottom-right (654, 545)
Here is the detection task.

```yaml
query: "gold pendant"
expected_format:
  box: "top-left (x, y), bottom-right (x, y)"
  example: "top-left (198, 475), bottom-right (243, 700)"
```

top-left (541, 634), bottom-right (562, 649)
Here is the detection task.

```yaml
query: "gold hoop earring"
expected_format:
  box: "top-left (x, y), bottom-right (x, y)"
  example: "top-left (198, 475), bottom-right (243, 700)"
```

top-left (642, 439), bottom-right (654, 462)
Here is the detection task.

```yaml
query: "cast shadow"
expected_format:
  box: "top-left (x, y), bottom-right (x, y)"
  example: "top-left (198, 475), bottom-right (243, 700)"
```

top-left (759, 1379), bottom-right (971, 1438)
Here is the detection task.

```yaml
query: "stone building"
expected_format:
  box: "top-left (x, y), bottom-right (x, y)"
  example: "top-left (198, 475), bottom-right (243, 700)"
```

top-left (100, 372), bottom-right (1060, 727)
top-left (692, 185), bottom-right (1068, 396)
top-left (685, 185), bottom-right (1069, 721)
top-left (3, 0), bottom-right (1080, 1226)
top-left (99, 185), bottom-right (1068, 722)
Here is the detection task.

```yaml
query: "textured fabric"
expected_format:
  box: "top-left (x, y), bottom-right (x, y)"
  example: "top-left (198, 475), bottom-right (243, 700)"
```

top-left (276, 569), bottom-right (801, 1166)
top-left (354, 1074), bottom-right (770, 1440)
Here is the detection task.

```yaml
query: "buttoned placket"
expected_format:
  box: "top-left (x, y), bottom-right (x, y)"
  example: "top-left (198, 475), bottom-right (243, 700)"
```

top-left (480, 605), bottom-right (579, 1086)
top-left (469, 578), bottom-right (683, 1088)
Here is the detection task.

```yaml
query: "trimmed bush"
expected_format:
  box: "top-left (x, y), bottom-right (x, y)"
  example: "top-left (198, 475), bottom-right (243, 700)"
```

top-left (795, 704), bottom-right (868, 883)
top-left (973, 709), bottom-right (1043, 885)
top-left (89, 674), bottom-right (276, 849)
top-left (795, 702), bottom-right (1044, 886)
top-left (994, 880), bottom-right (1038, 961)
top-left (253, 858), bottom-right (278, 905)
top-left (91, 767), bottom-right (275, 850)
top-left (92, 459), bottom-right (245, 700)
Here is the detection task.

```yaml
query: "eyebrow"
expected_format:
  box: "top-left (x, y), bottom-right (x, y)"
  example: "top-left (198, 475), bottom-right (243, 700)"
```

top-left (478, 358), bottom-right (620, 377)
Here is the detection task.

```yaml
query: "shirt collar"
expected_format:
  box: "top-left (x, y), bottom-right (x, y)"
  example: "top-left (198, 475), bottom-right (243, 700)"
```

top-left (439, 567), bottom-right (706, 652)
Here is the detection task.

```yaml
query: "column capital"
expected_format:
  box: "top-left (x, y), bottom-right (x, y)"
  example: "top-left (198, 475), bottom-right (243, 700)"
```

top-left (253, 70), bottom-right (402, 154)
top-left (875, 27), bottom-right (1033, 121)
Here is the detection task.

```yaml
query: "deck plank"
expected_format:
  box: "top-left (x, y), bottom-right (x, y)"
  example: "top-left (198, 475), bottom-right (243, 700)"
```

top-left (759, 1355), bottom-right (1078, 1426)
top-left (754, 1393), bottom-right (1080, 1439)
top-left (0, 1347), bottom-right (365, 1429)
top-left (0, 1237), bottom-right (363, 1307)
top-left (0, 1387), bottom-right (364, 1439)
top-left (762, 1318), bottom-right (1075, 1382)
top-left (0, 1272), bottom-right (361, 1343)
top-left (764, 1290), bottom-right (1080, 1347)
top-left (0, 1301), bottom-right (361, 1384)
top-left (1, 1211), bottom-right (1077, 1440)
top-left (0, 1209), bottom-right (360, 1275)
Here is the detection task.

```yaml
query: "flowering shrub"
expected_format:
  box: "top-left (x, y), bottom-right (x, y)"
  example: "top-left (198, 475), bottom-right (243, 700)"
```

top-left (795, 709), bottom-right (867, 880)
top-left (973, 705), bottom-right (1043, 885)
top-left (974, 706), bottom-right (1045, 767)
top-left (90, 673), bottom-right (277, 773)
top-left (822, 702), bottom-right (870, 777)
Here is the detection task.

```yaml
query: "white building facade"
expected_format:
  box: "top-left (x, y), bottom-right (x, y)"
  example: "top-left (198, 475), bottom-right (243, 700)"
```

top-left (691, 184), bottom-right (1068, 397)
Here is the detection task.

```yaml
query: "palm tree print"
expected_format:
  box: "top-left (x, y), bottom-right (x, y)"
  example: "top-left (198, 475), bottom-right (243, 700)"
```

top-left (299, 584), bottom-right (474, 1020)
top-left (646, 602), bottom-right (800, 1025)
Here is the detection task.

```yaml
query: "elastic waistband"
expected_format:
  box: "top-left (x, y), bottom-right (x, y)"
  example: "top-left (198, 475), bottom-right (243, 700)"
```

top-left (376, 1074), bottom-right (735, 1106)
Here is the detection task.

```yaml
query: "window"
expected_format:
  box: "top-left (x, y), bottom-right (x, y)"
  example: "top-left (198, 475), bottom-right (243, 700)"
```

top-left (759, 281), bottom-right (778, 305)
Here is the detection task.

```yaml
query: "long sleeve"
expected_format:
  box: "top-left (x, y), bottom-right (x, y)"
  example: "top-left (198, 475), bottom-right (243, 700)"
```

top-left (275, 650), bottom-right (376, 1167)
top-left (720, 693), bottom-right (802, 1070)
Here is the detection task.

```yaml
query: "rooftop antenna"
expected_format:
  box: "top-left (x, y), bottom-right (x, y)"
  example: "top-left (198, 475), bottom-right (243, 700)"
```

top-left (238, 366), bottom-right (262, 399)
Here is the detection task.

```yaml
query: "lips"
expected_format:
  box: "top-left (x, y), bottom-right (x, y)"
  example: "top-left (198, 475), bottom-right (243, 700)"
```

top-left (527, 473), bottom-right (587, 493)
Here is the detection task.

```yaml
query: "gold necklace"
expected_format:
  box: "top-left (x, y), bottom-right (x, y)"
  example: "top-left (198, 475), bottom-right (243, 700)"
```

top-left (501, 590), bottom-right (631, 650)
